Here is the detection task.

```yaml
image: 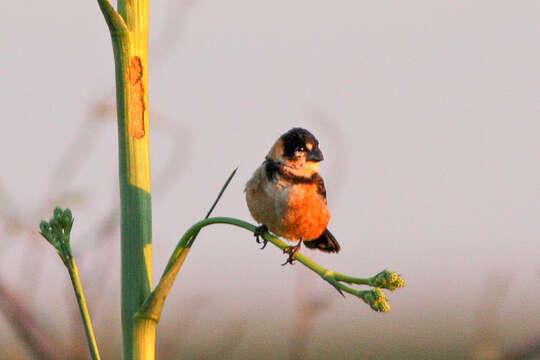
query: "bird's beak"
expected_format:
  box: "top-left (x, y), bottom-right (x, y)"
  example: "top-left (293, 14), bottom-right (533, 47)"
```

top-left (306, 148), bottom-right (324, 162)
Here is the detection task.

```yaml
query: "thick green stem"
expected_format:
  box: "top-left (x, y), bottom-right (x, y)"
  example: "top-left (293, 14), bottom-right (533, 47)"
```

top-left (133, 318), bottom-right (156, 360)
top-left (97, 0), bottom-right (152, 358)
top-left (66, 259), bottom-right (102, 360)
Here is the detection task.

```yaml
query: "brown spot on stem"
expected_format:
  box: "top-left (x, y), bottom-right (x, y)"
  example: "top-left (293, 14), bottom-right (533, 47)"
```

top-left (128, 56), bottom-right (145, 139)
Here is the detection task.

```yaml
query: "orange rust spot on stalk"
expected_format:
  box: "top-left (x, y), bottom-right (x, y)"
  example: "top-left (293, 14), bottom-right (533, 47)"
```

top-left (128, 56), bottom-right (145, 139)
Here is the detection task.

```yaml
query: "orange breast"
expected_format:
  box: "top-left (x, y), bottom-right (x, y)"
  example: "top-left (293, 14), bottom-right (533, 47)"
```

top-left (281, 183), bottom-right (330, 241)
top-left (246, 168), bottom-right (330, 241)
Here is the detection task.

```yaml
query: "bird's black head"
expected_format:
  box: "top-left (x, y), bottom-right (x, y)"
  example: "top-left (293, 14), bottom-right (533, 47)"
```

top-left (280, 128), bottom-right (324, 162)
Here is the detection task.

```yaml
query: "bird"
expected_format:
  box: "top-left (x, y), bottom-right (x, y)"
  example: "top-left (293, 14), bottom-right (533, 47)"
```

top-left (245, 127), bottom-right (340, 265)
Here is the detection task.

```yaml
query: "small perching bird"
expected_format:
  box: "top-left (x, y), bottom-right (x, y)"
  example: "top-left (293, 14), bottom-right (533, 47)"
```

top-left (245, 127), bottom-right (340, 265)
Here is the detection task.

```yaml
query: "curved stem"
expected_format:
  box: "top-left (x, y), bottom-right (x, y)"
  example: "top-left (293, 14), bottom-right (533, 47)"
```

top-left (137, 217), bottom-right (404, 321)
top-left (96, 0), bottom-right (128, 35)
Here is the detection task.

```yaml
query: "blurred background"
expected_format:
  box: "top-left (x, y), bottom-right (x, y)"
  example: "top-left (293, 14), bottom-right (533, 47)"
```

top-left (1, 1), bottom-right (539, 359)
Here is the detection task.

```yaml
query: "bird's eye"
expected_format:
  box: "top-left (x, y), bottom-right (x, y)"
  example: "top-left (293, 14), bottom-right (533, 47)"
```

top-left (295, 146), bottom-right (305, 152)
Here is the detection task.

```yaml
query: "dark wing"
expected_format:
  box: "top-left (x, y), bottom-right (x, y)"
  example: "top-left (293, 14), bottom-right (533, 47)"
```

top-left (312, 173), bottom-right (327, 203)
top-left (264, 158), bottom-right (280, 181)
top-left (304, 229), bottom-right (340, 253)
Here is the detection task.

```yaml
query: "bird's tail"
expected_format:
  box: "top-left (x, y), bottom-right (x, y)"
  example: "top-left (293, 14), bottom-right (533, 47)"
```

top-left (304, 229), bottom-right (340, 253)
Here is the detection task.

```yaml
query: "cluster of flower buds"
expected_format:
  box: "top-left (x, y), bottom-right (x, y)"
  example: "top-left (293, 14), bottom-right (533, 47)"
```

top-left (39, 207), bottom-right (74, 265)
top-left (371, 270), bottom-right (406, 291)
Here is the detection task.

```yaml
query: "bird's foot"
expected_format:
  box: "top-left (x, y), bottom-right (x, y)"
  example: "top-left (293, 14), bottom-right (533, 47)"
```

top-left (282, 240), bottom-right (302, 266)
top-left (253, 225), bottom-right (268, 249)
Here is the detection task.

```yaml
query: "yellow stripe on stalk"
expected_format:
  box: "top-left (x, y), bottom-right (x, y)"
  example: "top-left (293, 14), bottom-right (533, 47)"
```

top-left (127, 137), bottom-right (151, 193)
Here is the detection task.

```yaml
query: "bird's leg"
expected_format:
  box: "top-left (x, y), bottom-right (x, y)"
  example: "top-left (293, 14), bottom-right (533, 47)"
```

top-left (253, 225), bottom-right (269, 249)
top-left (282, 240), bottom-right (303, 265)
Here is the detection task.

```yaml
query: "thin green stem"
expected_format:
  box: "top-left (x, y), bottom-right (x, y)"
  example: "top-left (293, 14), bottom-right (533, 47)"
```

top-left (331, 272), bottom-right (372, 286)
top-left (40, 208), bottom-right (103, 357)
top-left (138, 217), bottom-right (405, 321)
top-left (66, 258), bottom-right (102, 360)
top-left (204, 167), bottom-right (238, 220)
top-left (186, 167), bottom-right (238, 248)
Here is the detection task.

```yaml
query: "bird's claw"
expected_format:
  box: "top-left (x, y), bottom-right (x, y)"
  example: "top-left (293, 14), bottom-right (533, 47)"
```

top-left (253, 225), bottom-right (268, 249)
top-left (281, 242), bottom-right (302, 266)
top-left (281, 254), bottom-right (296, 266)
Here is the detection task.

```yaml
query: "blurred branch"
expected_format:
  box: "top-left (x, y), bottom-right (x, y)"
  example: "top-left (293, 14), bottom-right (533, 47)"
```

top-left (309, 107), bottom-right (349, 203)
top-left (289, 295), bottom-right (332, 360)
top-left (152, 120), bottom-right (191, 192)
top-left (199, 319), bottom-right (247, 360)
top-left (470, 273), bottom-right (510, 360)
top-left (470, 273), bottom-right (540, 360)
top-left (151, 0), bottom-right (197, 67)
top-left (0, 280), bottom-right (59, 360)
top-left (503, 337), bottom-right (540, 360)
top-left (157, 295), bottom-right (210, 357)
top-left (0, 181), bottom-right (24, 234)
top-left (47, 116), bottom-right (104, 191)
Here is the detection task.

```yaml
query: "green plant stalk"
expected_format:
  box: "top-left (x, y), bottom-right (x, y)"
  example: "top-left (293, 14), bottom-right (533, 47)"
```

top-left (137, 217), bottom-right (402, 321)
top-left (66, 258), bottom-right (102, 360)
top-left (133, 317), bottom-right (155, 360)
top-left (40, 208), bottom-right (105, 357)
top-left (134, 169), bottom-right (237, 326)
top-left (131, 168), bottom-right (237, 358)
top-left (97, 0), bottom-right (153, 358)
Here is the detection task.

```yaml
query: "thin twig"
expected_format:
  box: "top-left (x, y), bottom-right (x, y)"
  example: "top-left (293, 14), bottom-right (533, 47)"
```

top-left (138, 216), bottom-right (405, 322)
top-left (186, 167), bottom-right (238, 247)
top-left (0, 280), bottom-right (59, 360)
